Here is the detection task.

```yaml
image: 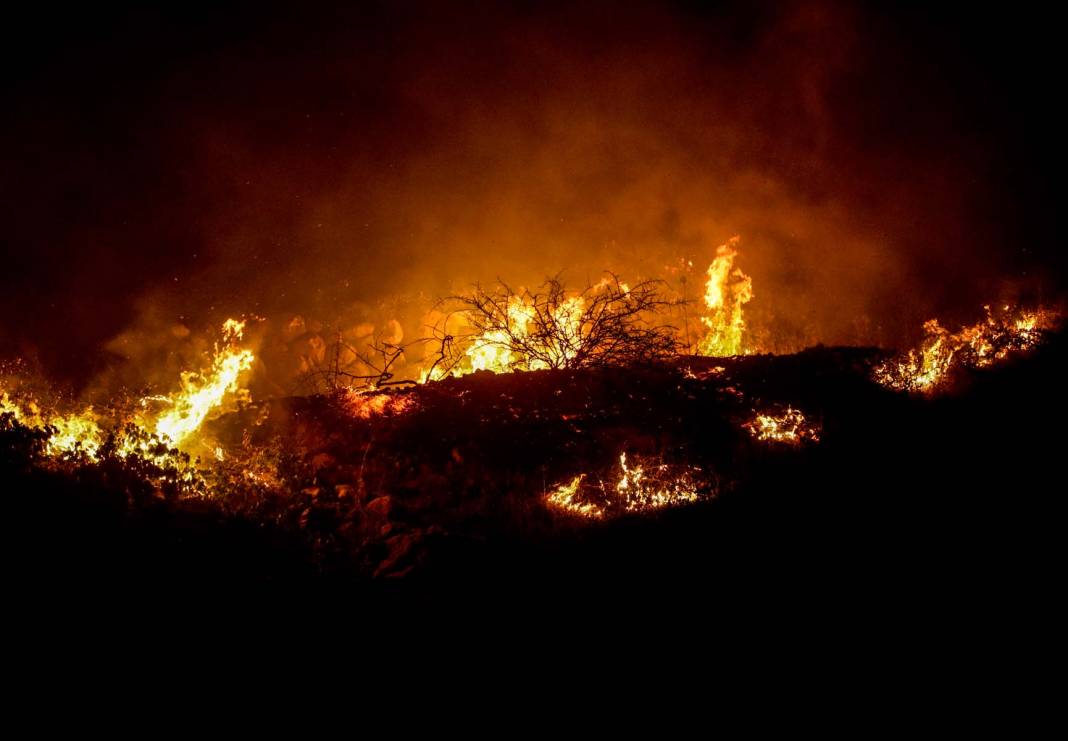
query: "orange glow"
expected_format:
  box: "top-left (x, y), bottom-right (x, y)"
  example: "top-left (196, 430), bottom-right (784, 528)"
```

top-left (343, 389), bottom-right (416, 419)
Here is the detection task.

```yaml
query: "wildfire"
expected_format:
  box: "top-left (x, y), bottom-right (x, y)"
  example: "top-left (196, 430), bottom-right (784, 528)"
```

top-left (423, 284), bottom-right (611, 380)
top-left (0, 392), bottom-right (104, 458)
top-left (464, 297), bottom-right (533, 373)
top-left (1, 319), bottom-right (255, 469)
top-left (465, 295), bottom-right (588, 374)
top-left (698, 236), bottom-right (753, 357)
top-left (150, 319), bottom-right (254, 448)
top-left (545, 451), bottom-right (711, 519)
top-left (745, 407), bottom-right (820, 444)
top-left (874, 305), bottom-right (1059, 393)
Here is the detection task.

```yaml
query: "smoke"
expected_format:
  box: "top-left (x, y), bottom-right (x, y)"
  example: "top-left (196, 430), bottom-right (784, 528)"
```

top-left (2, 1), bottom-right (1062, 393)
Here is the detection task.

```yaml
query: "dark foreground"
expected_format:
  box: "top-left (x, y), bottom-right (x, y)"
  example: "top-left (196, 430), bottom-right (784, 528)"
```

top-left (3, 334), bottom-right (1065, 630)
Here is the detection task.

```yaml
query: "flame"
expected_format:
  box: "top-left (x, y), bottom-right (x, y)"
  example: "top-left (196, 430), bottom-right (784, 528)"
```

top-left (0, 392), bottom-right (104, 458)
top-left (698, 237), bottom-right (753, 357)
top-left (614, 451), bottom-right (702, 511)
top-left (546, 474), bottom-right (604, 519)
top-left (43, 410), bottom-right (105, 457)
top-left (466, 295), bottom-right (587, 373)
top-left (465, 297), bottom-right (531, 373)
top-left (745, 407), bottom-right (820, 444)
top-left (875, 305), bottom-right (1059, 392)
top-left (2, 319), bottom-right (255, 469)
top-left (150, 319), bottom-right (254, 448)
top-left (419, 364), bottom-right (453, 384)
top-left (545, 451), bottom-right (709, 519)
top-left (424, 291), bottom-right (592, 380)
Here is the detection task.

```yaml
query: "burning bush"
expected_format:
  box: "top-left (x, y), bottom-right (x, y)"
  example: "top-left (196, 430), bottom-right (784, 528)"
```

top-left (426, 274), bottom-right (681, 378)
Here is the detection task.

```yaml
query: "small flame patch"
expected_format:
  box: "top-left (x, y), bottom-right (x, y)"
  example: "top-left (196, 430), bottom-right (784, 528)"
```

top-left (545, 451), bottom-right (714, 519)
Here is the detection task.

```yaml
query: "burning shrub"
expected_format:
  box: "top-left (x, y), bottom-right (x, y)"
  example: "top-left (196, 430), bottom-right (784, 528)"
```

top-left (426, 274), bottom-right (681, 378)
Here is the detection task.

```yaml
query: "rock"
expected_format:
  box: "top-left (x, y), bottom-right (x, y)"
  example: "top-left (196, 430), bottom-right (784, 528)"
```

top-left (365, 495), bottom-right (392, 517)
top-left (373, 530), bottom-right (425, 578)
top-left (310, 453), bottom-right (335, 471)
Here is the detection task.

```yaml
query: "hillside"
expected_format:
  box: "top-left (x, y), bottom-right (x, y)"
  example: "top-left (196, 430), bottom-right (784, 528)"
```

top-left (3, 335), bottom-right (1065, 618)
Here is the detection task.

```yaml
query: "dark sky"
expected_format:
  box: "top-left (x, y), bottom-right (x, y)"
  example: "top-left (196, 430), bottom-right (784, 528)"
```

top-left (1, 1), bottom-right (1064, 389)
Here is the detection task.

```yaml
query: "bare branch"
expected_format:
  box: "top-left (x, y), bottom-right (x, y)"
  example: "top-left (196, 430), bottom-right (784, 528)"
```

top-left (439, 273), bottom-right (682, 373)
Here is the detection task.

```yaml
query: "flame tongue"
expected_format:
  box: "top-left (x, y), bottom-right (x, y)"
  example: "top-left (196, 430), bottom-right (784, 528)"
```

top-left (1, 319), bottom-right (255, 464)
top-left (698, 237), bottom-right (753, 357)
top-left (153, 320), bottom-right (254, 447)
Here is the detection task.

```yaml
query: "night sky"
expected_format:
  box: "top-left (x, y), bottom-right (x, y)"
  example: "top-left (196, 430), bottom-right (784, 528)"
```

top-left (2, 1), bottom-right (1063, 390)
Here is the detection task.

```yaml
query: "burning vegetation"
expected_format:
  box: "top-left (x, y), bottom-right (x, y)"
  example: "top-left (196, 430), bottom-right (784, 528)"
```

top-left (421, 274), bottom-right (681, 381)
top-left (698, 237), bottom-right (754, 357)
top-left (745, 408), bottom-right (821, 445)
top-left (343, 388), bottom-right (418, 419)
top-left (0, 234), bottom-right (1063, 590)
top-left (874, 305), bottom-right (1060, 393)
top-left (421, 236), bottom-right (756, 381)
top-left (0, 319), bottom-right (254, 477)
top-left (4, 1), bottom-right (1066, 628)
top-left (547, 452), bottom-right (712, 520)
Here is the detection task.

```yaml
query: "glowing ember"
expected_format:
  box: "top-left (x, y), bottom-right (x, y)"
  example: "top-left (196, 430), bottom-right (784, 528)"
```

top-left (875, 305), bottom-right (1060, 392)
top-left (698, 236), bottom-right (753, 357)
top-left (746, 407), bottom-right (820, 444)
top-left (344, 389), bottom-right (416, 419)
top-left (545, 451), bottom-right (711, 519)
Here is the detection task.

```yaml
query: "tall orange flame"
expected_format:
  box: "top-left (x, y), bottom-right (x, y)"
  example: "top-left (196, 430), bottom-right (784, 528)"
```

top-left (698, 237), bottom-right (753, 357)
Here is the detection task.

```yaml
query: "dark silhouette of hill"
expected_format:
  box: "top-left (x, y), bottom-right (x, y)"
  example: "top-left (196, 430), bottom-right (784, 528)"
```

top-left (2, 332), bottom-right (1064, 630)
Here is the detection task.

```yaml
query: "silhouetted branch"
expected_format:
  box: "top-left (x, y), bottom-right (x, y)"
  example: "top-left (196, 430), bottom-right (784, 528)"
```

top-left (443, 274), bottom-right (682, 372)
